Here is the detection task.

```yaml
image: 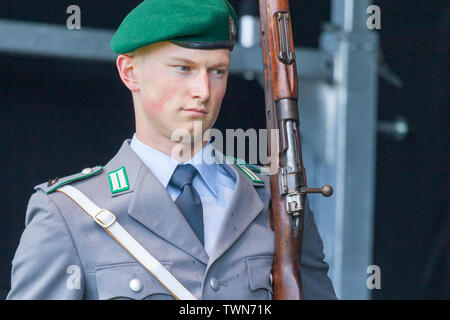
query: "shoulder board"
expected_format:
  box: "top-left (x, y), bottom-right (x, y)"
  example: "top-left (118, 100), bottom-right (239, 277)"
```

top-left (226, 156), bottom-right (265, 185)
top-left (34, 166), bottom-right (103, 194)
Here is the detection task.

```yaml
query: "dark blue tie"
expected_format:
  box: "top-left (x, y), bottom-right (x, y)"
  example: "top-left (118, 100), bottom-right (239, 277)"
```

top-left (169, 164), bottom-right (204, 245)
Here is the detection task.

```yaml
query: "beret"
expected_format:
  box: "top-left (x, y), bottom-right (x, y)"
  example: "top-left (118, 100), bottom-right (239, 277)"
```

top-left (110, 0), bottom-right (238, 54)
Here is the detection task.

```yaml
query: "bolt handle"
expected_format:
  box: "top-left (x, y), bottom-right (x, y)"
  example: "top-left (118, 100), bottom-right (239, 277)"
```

top-left (304, 185), bottom-right (333, 197)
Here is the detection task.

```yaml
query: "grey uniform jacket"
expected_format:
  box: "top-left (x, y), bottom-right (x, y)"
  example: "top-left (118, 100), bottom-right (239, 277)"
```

top-left (7, 140), bottom-right (336, 300)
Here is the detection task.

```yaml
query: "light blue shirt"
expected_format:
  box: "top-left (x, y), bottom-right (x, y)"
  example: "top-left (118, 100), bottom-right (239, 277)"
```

top-left (130, 134), bottom-right (236, 256)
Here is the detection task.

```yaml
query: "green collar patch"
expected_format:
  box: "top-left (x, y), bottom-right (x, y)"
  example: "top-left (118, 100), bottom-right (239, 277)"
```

top-left (108, 166), bottom-right (130, 194)
top-left (227, 156), bottom-right (265, 185)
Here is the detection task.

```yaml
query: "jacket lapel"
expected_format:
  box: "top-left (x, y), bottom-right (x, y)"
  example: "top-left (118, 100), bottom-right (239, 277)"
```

top-left (106, 141), bottom-right (209, 265)
top-left (207, 162), bottom-right (265, 266)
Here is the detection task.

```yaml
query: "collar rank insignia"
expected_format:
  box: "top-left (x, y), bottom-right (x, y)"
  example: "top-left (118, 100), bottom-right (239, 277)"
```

top-left (108, 166), bottom-right (130, 194)
top-left (227, 156), bottom-right (264, 185)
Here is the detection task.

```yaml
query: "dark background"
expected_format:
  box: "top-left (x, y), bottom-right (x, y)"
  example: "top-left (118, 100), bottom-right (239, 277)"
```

top-left (0, 1), bottom-right (448, 299)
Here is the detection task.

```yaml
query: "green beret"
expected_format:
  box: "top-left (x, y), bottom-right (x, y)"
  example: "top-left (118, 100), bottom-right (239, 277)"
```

top-left (111, 0), bottom-right (238, 54)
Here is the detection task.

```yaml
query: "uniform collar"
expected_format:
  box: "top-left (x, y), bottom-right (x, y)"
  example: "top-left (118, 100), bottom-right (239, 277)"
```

top-left (104, 139), bottom-right (264, 266)
top-left (130, 134), bottom-right (218, 196)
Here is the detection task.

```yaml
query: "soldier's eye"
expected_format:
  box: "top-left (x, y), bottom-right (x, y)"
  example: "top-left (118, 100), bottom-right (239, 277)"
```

top-left (175, 65), bottom-right (190, 72)
top-left (212, 69), bottom-right (226, 77)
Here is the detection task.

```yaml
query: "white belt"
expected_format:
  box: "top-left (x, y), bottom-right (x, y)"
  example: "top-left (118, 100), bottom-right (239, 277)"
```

top-left (57, 185), bottom-right (197, 300)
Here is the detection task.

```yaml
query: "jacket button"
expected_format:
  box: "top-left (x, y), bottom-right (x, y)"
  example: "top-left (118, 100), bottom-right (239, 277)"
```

top-left (269, 273), bottom-right (273, 285)
top-left (129, 278), bottom-right (143, 292)
top-left (47, 177), bottom-right (59, 187)
top-left (82, 168), bottom-right (93, 175)
top-left (210, 278), bottom-right (220, 290)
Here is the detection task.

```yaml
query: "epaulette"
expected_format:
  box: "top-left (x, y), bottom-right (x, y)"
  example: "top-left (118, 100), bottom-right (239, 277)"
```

top-left (34, 166), bottom-right (103, 194)
top-left (226, 156), bottom-right (267, 185)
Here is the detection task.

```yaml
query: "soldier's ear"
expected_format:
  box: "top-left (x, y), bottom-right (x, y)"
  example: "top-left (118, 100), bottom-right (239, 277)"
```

top-left (116, 54), bottom-right (140, 92)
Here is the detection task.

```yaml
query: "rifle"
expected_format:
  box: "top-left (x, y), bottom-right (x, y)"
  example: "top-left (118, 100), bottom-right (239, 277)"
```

top-left (258, 0), bottom-right (333, 299)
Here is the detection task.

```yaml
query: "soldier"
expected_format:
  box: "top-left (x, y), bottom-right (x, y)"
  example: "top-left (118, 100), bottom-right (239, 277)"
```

top-left (7, 0), bottom-right (336, 300)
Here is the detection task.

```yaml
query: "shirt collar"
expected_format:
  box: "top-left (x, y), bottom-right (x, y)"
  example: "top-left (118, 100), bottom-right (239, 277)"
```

top-left (189, 142), bottom-right (218, 197)
top-left (130, 134), bottom-right (218, 196)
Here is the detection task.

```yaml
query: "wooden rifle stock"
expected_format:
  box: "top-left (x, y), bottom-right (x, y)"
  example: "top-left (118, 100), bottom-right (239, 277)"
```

top-left (258, 0), bottom-right (333, 300)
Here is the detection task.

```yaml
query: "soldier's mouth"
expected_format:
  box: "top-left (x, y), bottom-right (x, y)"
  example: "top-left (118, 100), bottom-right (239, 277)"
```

top-left (182, 107), bottom-right (208, 117)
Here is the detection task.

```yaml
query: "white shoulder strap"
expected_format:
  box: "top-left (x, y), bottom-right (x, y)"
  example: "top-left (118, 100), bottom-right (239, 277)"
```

top-left (57, 185), bottom-right (197, 300)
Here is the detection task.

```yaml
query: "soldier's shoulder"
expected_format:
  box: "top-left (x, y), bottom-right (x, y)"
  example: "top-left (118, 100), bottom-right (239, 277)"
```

top-left (34, 166), bottom-right (104, 195)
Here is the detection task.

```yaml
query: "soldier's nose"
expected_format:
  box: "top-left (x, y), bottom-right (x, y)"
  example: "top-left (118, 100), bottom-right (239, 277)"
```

top-left (191, 72), bottom-right (210, 103)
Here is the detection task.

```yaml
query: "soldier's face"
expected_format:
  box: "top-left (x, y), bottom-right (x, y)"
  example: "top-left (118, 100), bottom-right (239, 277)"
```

top-left (132, 41), bottom-right (230, 144)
